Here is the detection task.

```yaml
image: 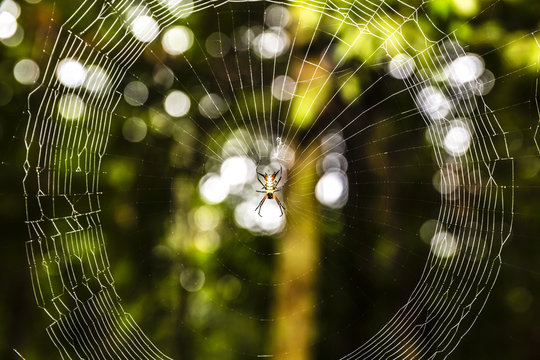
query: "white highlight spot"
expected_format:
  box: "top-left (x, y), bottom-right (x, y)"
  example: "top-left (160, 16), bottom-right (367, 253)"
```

top-left (265, 5), bottom-right (291, 28)
top-left (162, 26), bottom-right (194, 55)
top-left (446, 55), bottom-right (484, 84)
top-left (193, 206), bottom-right (220, 231)
top-left (84, 65), bottom-right (109, 93)
top-left (199, 93), bottom-right (228, 119)
top-left (234, 199), bottom-right (285, 235)
top-left (234, 201), bottom-right (257, 230)
top-left (0, 0), bottom-right (20, 19)
top-left (199, 173), bottom-right (229, 204)
top-left (444, 125), bottom-right (471, 156)
top-left (164, 90), bottom-right (191, 117)
top-left (180, 268), bottom-right (205, 292)
top-left (257, 201), bottom-right (285, 233)
top-left (205, 32), bottom-right (231, 58)
top-left (433, 168), bottom-right (458, 195)
top-left (474, 70), bottom-right (495, 95)
top-left (233, 26), bottom-right (256, 51)
top-left (58, 94), bottom-right (85, 120)
top-left (56, 59), bottom-right (86, 88)
top-left (220, 156), bottom-right (256, 190)
top-left (321, 131), bottom-right (346, 154)
top-left (321, 152), bottom-right (348, 173)
top-left (124, 81), bottom-right (149, 106)
top-left (122, 117), bottom-right (147, 143)
top-left (272, 75), bottom-right (296, 101)
top-left (0, 11), bottom-right (17, 39)
top-left (13, 59), bottom-right (39, 85)
top-left (223, 137), bottom-right (248, 157)
top-left (430, 231), bottom-right (458, 258)
top-left (388, 53), bottom-right (415, 79)
top-left (419, 219), bottom-right (439, 243)
top-left (153, 65), bottom-right (174, 89)
top-left (131, 15), bottom-right (159, 43)
top-left (315, 170), bottom-right (348, 209)
top-left (194, 231), bottom-right (220, 253)
top-left (416, 86), bottom-right (451, 120)
top-left (1, 21), bottom-right (22, 47)
top-left (253, 30), bottom-right (289, 59)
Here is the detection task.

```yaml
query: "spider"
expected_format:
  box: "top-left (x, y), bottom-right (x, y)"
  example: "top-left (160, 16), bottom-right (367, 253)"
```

top-left (254, 165), bottom-right (285, 217)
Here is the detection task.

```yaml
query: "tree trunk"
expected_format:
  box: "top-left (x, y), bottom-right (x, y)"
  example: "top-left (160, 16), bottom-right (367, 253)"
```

top-left (270, 145), bottom-right (320, 360)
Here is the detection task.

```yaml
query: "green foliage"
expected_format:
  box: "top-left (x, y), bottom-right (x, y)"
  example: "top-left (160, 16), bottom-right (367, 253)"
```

top-left (1, 0), bottom-right (540, 359)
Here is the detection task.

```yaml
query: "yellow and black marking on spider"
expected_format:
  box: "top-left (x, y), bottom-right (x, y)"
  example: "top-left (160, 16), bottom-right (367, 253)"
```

top-left (255, 165), bottom-right (285, 217)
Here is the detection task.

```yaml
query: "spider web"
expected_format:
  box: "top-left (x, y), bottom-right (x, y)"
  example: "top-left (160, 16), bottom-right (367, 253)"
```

top-left (20, 0), bottom-right (522, 359)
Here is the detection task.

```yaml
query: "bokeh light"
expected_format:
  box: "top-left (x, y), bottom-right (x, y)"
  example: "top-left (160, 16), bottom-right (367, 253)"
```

top-left (321, 152), bottom-right (348, 173)
top-left (57, 94), bottom-right (85, 120)
top-left (264, 5), bottom-right (291, 28)
top-left (432, 168), bottom-right (459, 195)
top-left (0, 11), bottom-right (17, 39)
top-left (56, 59), bottom-right (86, 88)
top-left (199, 173), bottom-right (229, 204)
top-left (122, 117), bottom-right (147, 143)
top-left (430, 231), bottom-right (458, 258)
top-left (315, 170), bottom-right (348, 209)
top-left (444, 122), bottom-right (472, 156)
top-left (416, 86), bottom-right (451, 120)
top-left (1, 21), bottom-right (22, 47)
top-left (220, 156), bottom-right (256, 191)
top-left (164, 90), bottom-right (191, 117)
top-left (13, 59), bottom-right (39, 85)
top-left (234, 198), bottom-right (286, 235)
top-left (475, 70), bottom-right (495, 95)
top-left (253, 30), bottom-right (289, 59)
top-left (162, 26), bottom-right (194, 55)
top-left (446, 54), bottom-right (485, 85)
top-left (193, 205), bottom-right (221, 232)
top-left (124, 81), bottom-right (149, 106)
top-left (130, 15), bottom-right (159, 43)
top-left (388, 53), bottom-right (415, 79)
top-left (321, 131), bottom-right (346, 154)
top-left (272, 75), bottom-right (296, 101)
top-left (84, 65), bottom-right (109, 93)
top-left (419, 219), bottom-right (439, 243)
top-left (193, 231), bottom-right (221, 253)
top-left (180, 268), bottom-right (205, 292)
top-left (199, 93), bottom-right (228, 119)
top-left (0, 0), bottom-right (20, 19)
top-left (153, 65), bottom-right (175, 89)
top-left (205, 32), bottom-right (231, 58)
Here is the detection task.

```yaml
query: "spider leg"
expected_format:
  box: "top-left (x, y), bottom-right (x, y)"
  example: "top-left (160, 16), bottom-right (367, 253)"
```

top-left (274, 166), bottom-right (283, 187)
top-left (272, 165), bottom-right (282, 178)
top-left (273, 194), bottom-right (285, 217)
top-left (254, 195), bottom-right (267, 217)
top-left (257, 177), bottom-right (265, 187)
top-left (256, 190), bottom-right (266, 193)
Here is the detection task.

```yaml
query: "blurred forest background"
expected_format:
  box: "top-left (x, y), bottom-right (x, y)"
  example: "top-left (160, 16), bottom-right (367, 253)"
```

top-left (0, 0), bottom-right (539, 359)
